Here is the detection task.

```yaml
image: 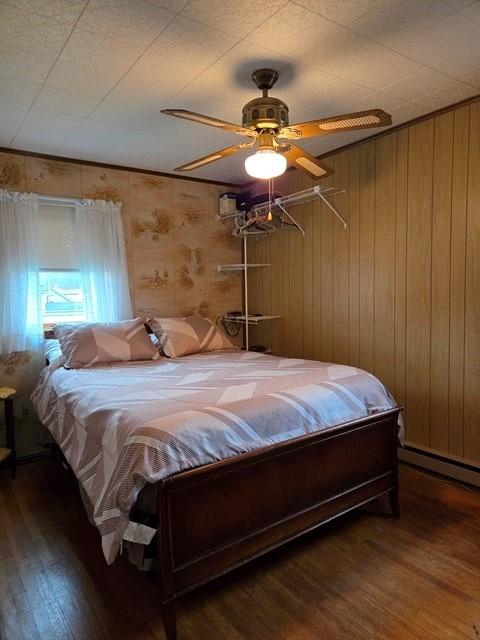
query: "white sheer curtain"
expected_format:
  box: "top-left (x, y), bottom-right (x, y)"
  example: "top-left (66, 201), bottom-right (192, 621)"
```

top-left (0, 189), bottom-right (42, 354)
top-left (74, 200), bottom-right (132, 322)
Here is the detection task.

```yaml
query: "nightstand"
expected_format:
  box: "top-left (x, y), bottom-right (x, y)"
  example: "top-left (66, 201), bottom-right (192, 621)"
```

top-left (0, 387), bottom-right (16, 479)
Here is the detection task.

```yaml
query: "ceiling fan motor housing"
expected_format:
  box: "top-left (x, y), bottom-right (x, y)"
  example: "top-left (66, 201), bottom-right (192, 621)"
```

top-left (242, 96), bottom-right (289, 130)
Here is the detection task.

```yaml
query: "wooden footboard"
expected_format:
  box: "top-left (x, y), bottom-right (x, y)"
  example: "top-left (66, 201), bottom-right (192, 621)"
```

top-left (156, 408), bottom-right (400, 640)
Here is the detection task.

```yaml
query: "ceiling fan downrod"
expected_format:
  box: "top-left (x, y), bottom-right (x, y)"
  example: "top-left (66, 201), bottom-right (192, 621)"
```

top-left (251, 68), bottom-right (279, 97)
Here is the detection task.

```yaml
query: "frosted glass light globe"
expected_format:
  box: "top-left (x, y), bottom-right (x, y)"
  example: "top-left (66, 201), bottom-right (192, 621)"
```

top-left (244, 150), bottom-right (287, 180)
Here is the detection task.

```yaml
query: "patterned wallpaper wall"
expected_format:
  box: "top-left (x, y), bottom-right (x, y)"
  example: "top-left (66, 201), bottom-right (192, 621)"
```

top-left (0, 151), bottom-right (242, 457)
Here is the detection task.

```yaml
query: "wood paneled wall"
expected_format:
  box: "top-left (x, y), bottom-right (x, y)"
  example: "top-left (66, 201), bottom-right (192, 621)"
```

top-left (248, 99), bottom-right (480, 465)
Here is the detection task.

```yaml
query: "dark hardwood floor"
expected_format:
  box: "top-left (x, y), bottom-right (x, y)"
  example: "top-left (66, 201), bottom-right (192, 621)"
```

top-left (0, 459), bottom-right (479, 640)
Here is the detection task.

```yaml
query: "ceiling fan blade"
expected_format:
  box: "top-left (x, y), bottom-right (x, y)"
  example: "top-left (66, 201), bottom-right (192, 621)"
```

top-left (161, 109), bottom-right (257, 138)
top-left (175, 142), bottom-right (253, 171)
top-left (281, 143), bottom-right (332, 179)
top-left (278, 109), bottom-right (392, 140)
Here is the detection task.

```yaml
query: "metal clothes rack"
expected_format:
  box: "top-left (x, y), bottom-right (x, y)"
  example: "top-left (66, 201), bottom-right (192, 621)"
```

top-left (218, 237), bottom-right (278, 351)
top-left (217, 184), bottom-right (347, 351)
top-left (218, 185), bottom-right (347, 237)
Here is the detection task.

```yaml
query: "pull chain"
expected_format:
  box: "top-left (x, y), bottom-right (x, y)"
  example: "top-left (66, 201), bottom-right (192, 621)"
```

top-left (267, 177), bottom-right (273, 221)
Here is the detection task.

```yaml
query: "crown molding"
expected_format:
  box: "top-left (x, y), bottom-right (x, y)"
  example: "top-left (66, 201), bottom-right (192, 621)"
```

top-left (0, 146), bottom-right (241, 189)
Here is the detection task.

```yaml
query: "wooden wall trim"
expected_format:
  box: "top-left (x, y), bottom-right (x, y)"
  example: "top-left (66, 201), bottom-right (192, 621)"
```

top-left (0, 146), bottom-right (241, 189)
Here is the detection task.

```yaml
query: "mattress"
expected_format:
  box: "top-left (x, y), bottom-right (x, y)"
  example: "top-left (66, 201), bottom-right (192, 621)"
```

top-left (32, 350), bottom-right (400, 564)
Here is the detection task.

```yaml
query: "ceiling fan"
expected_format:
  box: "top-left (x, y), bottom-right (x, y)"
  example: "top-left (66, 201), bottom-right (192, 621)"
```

top-left (161, 68), bottom-right (392, 181)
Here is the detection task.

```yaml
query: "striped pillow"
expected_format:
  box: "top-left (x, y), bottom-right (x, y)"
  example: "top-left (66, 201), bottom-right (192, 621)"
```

top-left (54, 318), bottom-right (160, 368)
top-left (148, 315), bottom-right (235, 358)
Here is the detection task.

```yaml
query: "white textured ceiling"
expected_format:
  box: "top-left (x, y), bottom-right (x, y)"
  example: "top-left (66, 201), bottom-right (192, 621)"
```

top-left (0, 0), bottom-right (479, 184)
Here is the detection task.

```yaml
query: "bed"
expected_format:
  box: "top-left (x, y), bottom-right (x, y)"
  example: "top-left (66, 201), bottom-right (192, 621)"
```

top-left (33, 347), bottom-right (402, 640)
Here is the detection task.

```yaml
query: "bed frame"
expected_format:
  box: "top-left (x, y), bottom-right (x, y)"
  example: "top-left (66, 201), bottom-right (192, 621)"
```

top-left (155, 406), bottom-right (401, 640)
top-left (43, 330), bottom-right (400, 637)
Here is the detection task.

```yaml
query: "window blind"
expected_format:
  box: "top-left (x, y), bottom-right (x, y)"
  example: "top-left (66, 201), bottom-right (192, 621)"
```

top-left (38, 204), bottom-right (76, 269)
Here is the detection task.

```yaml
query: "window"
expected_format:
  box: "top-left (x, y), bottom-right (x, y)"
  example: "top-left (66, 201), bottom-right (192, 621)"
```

top-left (38, 203), bottom-right (86, 325)
top-left (39, 270), bottom-right (86, 324)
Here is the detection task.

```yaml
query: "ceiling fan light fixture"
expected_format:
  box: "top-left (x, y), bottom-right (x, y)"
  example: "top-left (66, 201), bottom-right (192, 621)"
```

top-left (162, 69), bottom-right (392, 179)
top-left (244, 150), bottom-right (287, 180)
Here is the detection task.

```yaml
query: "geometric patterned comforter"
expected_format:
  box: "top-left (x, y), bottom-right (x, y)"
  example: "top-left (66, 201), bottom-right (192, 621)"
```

top-left (32, 350), bottom-right (399, 565)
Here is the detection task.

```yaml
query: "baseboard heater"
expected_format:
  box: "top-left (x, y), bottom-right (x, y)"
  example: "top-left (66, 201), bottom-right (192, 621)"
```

top-left (399, 445), bottom-right (480, 488)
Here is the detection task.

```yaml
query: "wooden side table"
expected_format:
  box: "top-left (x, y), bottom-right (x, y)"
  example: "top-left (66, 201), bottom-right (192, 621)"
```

top-left (0, 387), bottom-right (16, 479)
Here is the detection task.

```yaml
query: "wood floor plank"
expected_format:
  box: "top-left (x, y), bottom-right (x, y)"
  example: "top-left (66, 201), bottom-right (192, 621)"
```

top-left (0, 461), bottom-right (479, 640)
